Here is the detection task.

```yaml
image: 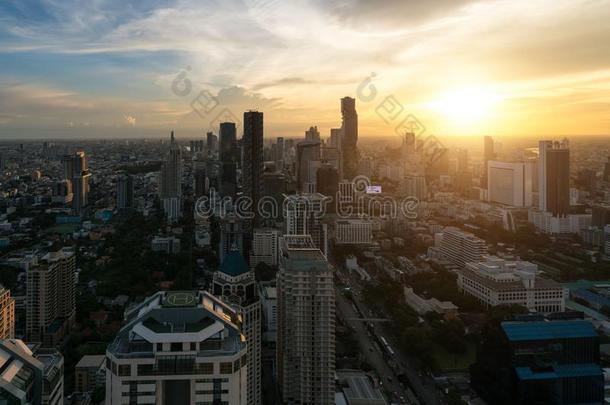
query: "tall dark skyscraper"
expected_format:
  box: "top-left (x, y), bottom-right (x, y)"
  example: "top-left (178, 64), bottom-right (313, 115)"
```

top-left (482, 135), bottom-right (495, 188)
top-left (243, 111), bottom-right (264, 214)
top-left (340, 97), bottom-right (358, 180)
top-left (219, 122), bottom-right (237, 163)
top-left (62, 151), bottom-right (91, 214)
top-left (116, 173), bottom-right (134, 210)
top-left (539, 139), bottom-right (570, 217)
top-left (206, 131), bottom-right (218, 156)
top-left (219, 122), bottom-right (238, 194)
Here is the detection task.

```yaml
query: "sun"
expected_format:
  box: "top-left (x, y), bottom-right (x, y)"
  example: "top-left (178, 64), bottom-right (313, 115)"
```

top-left (429, 86), bottom-right (503, 124)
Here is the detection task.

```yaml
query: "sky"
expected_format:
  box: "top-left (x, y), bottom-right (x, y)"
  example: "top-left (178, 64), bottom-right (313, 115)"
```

top-left (1, 0), bottom-right (610, 139)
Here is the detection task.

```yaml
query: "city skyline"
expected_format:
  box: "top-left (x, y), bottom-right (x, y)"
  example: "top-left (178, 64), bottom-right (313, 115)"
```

top-left (1, 1), bottom-right (610, 139)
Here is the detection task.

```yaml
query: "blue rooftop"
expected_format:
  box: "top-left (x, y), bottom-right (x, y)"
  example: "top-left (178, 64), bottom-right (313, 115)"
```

top-left (502, 320), bottom-right (598, 342)
top-left (572, 289), bottom-right (610, 307)
top-left (219, 252), bottom-right (250, 277)
top-left (515, 364), bottom-right (602, 381)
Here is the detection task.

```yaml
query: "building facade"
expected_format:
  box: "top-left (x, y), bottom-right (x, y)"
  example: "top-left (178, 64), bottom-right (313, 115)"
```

top-left (212, 252), bottom-right (261, 405)
top-left (277, 235), bottom-right (335, 404)
top-left (26, 248), bottom-right (76, 346)
top-left (105, 291), bottom-right (247, 405)
top-left (458, 256), bottom-right (567, 312)
top-left (439, 227), bottom-right (487, 267)
top-left (0, 285), bottom-right (15, 339)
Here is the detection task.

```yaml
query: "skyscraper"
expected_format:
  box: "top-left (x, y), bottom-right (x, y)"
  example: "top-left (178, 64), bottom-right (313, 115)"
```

top-left (116, 173), bottom-right (134, 210)
top-left (0, 285), bottom-right (15, 339)
top-left (277, 235), bottom-right (335, 405)
top-left (218, 213), bottom-right (246, 263)
top-left (212, 252), bottom-right (262, 405)
top-left (159, 131), bottom-right (183, 223)
top-left (26, 248), bottom-right (76, 347)
top-left (304, 126), bottom-right (320, 142)
top-left (219, 122), bottom-right (237, 163)
top-left (340, 97), bottom-right (358, 180)
top-left (62, 151), bottom-right (91, 214)
top-left (296, 140), bottom-right (321, 193)
top-left (207, 131), bottom-right (218, 156)
top-left (243, 111), bottom-right (264, 220)
top-left (283, 193), bottom-right (329, 257)
top-left (482, 135), bottom-right (495, 188)
top-left (538, 139), bottom-right (570, 216)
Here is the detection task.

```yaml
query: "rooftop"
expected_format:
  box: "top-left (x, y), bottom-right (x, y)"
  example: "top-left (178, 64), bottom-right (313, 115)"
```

top-left (502, 320), bottom-right (598, 342)
top-left (219, 252), bottom-right (250, 277)
top-left (515, 364), bottom-right (602, 381)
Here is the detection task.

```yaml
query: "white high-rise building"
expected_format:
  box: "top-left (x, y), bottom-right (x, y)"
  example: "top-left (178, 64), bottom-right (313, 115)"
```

top-left (487, 161), bottom-right (526, 206)
top-left (212, 252), bottom-right (261, 405)
top-left (277, 235), bottom-right (335, 405)
top-left (439, 227), bottom-right (487, 268)
top-left (105, 291), bottom-right (247, 405)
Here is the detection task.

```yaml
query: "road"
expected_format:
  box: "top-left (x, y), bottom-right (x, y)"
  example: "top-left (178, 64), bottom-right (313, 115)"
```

top-left (336, 266), bottom-right (443, 405)
top-left (335, 285), bottom-right (417, 404)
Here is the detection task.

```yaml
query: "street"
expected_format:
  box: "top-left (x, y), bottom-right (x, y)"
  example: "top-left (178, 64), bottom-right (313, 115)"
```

top-left (335, 264), bottom-right (443, 405)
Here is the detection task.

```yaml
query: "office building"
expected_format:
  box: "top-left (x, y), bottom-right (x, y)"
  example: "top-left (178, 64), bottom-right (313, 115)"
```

top-left (26, 248), bottom-right (76, 347)
top-left (62, 151), bottom-right (91, 214)
top-left (151, 236), bottom-right (181, 255)
top-left (0, 340), bottom-right (64, 405)
top-left (341, 97), bottom-right (358, 180)
top-left (105, 291), bottom-right (247, 405)
top-left (472, 319), bottom-right (603, 405)
top-left (259, 282), bottom-right (277, 342)
top-left (458, 256), bottom-right (567, 312)
top-left (0, 285), bottom-right (15, 339)
top-left (316, 164), bottom-right (339, 204)
top-left (193, 164), bottom-right (208, 198)
top-left (116, 173), bottom-right (134, 210)
top-left (250, 228), bottom-right (280, 269)
top-left (206, 131), bottom-right (218, 156)
top-left (218, 214), bottom-right (246, 263)
top-left (212, 252), bottom-right (261, 405)
top-left (242, 111), bottom-right (264, 219)
top-left (335, 218), bottom-right (372, 245)
top-left (538, 139), bottom-right (570, 217)
top-left (277, 235), bottom-right (335, 405)
top-left (75, 354), bottom-right (105, 394)
top-left (487, 161), bottom-right (526, 206)
top-left (283, 193), bottom-right (329, 256)
top-left (296, 140), bottom-right (321, 193)
top-left (439, 227), bottom-right (486, 267)
top-left (304, 126), bottom-right (320, 142)
top-left (159, 131), bottom-right (183, 223)
top-left (481, 135), bottom-right (495, 188)
top-left (219, 122), bottom-right (237, 163)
